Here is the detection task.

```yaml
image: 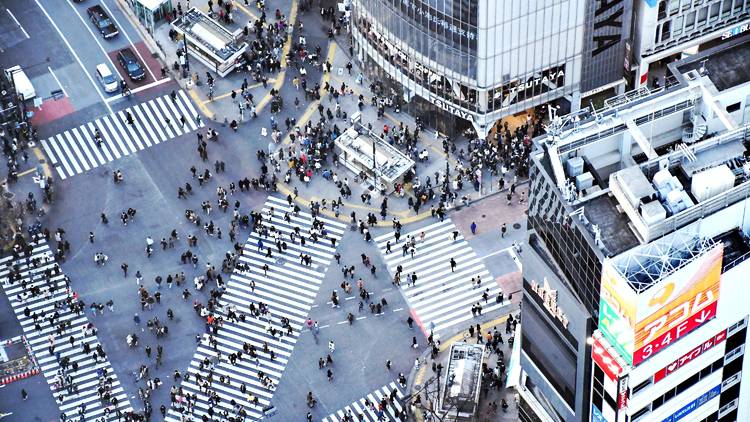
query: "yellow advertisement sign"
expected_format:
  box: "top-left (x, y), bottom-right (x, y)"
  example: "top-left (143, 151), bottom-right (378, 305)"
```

top-left (633, 245), bottom-right (723, 351)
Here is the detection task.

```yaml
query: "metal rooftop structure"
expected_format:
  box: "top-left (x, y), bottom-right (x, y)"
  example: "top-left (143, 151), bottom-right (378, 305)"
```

top-left (610, 231), bottom-right (716, 293)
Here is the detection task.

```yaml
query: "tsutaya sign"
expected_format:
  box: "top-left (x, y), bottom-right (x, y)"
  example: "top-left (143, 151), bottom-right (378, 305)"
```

top-left (531, 278), bottom-right (569, 329)
top-left (427, 95), bottom-right (475, 122)
top-left (501, 65), bottom-right (566, 104)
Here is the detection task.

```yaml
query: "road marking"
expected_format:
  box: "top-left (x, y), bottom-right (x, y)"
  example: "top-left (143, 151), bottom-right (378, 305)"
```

top-left (64, 0), bottom-right (122, 95)
top-left (6, 9), bottom-right (29, 39)
top-left (393, 307), bottom-right (403, 312)
top-left (47, 66), bottom-right (68, 97)
top-left (188, 89), bottom-right (214, 119)
top-left (99, 0), bottom-right (157, 81)
top-left (233, 1), bottom-right (259, 20)
top-left (34, 0), bottom-right (112, 114)
top-left (477, 244), bottom-right (521, 261)
top-left (104, 77), bottom-right (172, 102)
top-left (202, 80), bottom-right (271, 104)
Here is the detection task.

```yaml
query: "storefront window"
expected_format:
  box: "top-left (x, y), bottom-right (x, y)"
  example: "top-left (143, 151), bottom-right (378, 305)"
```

top-left (355, 14), bottom-right (479, 111)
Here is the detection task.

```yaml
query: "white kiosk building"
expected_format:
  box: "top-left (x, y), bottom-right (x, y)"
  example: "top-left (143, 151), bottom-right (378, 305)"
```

top-left (334, 119), bottom-right (415, 195)
top-left (171, 8), bottom-right (247, 77)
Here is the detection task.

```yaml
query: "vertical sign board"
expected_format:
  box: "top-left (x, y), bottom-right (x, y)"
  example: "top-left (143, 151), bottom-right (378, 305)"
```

top-left (591, 336), bottom-right (623, 381)
top-left (598, 262), bottom-right (637, 365)
top-left (581, 0), bottom-right (633, 92)
top-left (632, 246), bottom-right (723, 365)
top-left (617, 374), bottom-right (629, 410)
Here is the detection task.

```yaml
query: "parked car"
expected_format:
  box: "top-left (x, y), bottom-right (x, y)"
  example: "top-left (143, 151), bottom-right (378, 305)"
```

top-left (87, 5), bottom-right (118, 39)
top-left (95, 63), bottom-right (119, 93)
top-left (116, 48), bottom-right (145, 81)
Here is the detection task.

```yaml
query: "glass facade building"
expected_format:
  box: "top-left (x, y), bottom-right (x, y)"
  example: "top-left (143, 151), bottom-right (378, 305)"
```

top-left (352, 0), bottom-right (631, 138)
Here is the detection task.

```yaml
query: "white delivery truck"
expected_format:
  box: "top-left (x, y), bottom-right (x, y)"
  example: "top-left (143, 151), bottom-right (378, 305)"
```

top-left (4, 66), bottom-right (36, 101)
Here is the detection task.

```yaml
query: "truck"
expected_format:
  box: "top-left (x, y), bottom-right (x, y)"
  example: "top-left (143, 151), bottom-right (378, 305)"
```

top-left (4, 66), bottom-right (36, 101)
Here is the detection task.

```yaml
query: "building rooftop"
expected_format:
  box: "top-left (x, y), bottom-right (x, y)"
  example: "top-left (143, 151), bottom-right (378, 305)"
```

top-left (533, 34), bottom-right (750, 259)
top-left (172, 8), bottom-right (244, 61)
top-left (676, 34), bottom-right (750, 92)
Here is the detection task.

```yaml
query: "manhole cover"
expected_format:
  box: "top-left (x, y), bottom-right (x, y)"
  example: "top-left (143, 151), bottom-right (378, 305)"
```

top-left (481, 214), bottom-right (486, 218)
top-left (276, 257), bottom-right (286, 265)
top-left (513, 223), bottom-right (522, 229)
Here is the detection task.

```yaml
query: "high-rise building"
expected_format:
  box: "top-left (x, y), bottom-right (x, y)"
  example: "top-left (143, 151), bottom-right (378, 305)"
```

top-left (515, 34), bottom-right (750, 422)
top-left (632, 0), bottom-right (750, 88)
top-left (350, 0), bottom-right (633, 138)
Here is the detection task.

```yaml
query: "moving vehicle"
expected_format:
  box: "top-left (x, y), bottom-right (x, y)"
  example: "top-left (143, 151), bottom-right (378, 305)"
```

top-left (87, 5), bottom-right (118, 39)
top-left (116, 48), bottom-right (145, 81)
top-left (95, 63), bottom-right (119, 93)
top-left (4, 66), bottom-right (35, 101)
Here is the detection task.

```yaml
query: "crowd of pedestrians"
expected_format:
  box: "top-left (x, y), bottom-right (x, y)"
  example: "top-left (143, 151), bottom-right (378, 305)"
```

top-left (0, 0), bottom-right (539, 420)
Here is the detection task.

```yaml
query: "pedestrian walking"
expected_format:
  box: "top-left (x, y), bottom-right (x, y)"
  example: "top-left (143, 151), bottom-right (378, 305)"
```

top-left (470, 221), bottom-right (477, 235)
top-left (501, 223), bottom-right (507, 238)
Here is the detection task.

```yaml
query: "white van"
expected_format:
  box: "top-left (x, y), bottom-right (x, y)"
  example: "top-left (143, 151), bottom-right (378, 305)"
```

top-left (95, 63), bottom-right (119, 93)
top-left (4, 66), bottom-right (35, 101)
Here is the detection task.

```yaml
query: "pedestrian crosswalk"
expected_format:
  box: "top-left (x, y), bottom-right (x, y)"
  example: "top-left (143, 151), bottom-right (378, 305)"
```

top-left (166, 195), bottom-right (346, 421)
top-left (322, 382), bottom-right (406, 422)
top-left (375, 219), bottom-right (505, 336)
top-left (41, 90), bottom-right (204, 180)
top-left (0, 239), bottom-right (133, 421)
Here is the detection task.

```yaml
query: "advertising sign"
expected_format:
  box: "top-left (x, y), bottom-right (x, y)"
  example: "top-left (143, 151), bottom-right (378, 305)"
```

top-left (653, 329), bottom-right (727, 383)
top-left (634, 301), bottom-right (718, 365)
top-left (633, 246), bottom-right (723, 364)
top-left (598, 245), bottom-right (723, 366)
top-left (617, 374), bottom-right (629, 410)
top-left (598, 262), bottom-right (637, 364)
top-left (661, 385), bottom-right (721, 422)
top-left (591, 336), bottom-right (623, 382)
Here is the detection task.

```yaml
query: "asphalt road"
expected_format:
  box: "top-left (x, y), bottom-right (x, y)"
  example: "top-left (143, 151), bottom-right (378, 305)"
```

top-left (0, 0), bottom-right (523, 420)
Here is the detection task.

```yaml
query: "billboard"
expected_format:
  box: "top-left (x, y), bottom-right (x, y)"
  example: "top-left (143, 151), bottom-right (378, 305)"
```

top-left (591, 335), bottom-right (624, 381)
top-left (661, 385), bottom-right (721, 422)
top-left (632, 245), bottom-right (723, 365)
top-left (598, 263), bottom-right (637, 364)
top-left (598, 244), bottom-right (724, 366)
top-left (653, 329), bottom-right (726, 383)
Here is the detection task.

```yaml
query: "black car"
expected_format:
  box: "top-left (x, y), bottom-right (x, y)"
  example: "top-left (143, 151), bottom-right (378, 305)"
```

top-left (87, 5), bottom-right (118, 39)
top-left (117, 48), bottom-right (145, 81)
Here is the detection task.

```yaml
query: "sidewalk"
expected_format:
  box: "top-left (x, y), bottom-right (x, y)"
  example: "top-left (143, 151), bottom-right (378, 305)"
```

top-left (124, 0), bottom-right (531, 227)
top-left (272, 39), bottom-right (531, 225)
top-left (407, 314), bottom-right (520, 422)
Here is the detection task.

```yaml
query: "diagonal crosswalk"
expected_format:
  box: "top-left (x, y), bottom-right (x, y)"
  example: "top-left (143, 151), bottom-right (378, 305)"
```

top-left (166, 195), bottom-right (347, 421)
top-left (322, 382), bottom-right (406, 422)
top-left (41, 90), bottom-right (203, 180)
top-left (0, 239), bottom-right (133, 421)
top-left (375, 219), bottom-right (505, 336)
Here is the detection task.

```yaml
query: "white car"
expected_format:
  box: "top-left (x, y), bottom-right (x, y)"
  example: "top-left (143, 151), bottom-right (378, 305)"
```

top-left (95, 63), bottom-right (119, 93)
